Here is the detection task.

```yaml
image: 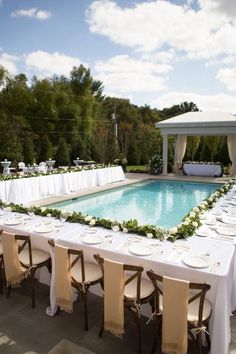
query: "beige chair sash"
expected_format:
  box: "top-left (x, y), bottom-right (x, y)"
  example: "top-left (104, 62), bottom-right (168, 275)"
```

top-left (2, 231), bottom-right (26, 287)
top-left (55, 244), bottom-right (73, 313)
top-left (162, 276), bottom-right (189, 354)
top-left (104, 259), bottom-right (124, 337)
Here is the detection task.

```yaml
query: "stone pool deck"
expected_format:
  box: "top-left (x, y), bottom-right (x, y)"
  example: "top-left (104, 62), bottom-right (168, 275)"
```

top-left (0, 281), bottom-right (235, 354)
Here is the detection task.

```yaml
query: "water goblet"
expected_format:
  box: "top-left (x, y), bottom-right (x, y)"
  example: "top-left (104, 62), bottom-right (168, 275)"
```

top-left (27, 206), bottom-right (35, 219)
top-left (111, 224), bottom-right (120, 232)
top-left (60, 210), bottom-right (68, 224)
top-left (162, 229), bottom-right (169, 242)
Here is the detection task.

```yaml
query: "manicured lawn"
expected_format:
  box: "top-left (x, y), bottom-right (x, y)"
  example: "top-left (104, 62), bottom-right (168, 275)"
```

top-left (126, 165), bottom-right (148, 172)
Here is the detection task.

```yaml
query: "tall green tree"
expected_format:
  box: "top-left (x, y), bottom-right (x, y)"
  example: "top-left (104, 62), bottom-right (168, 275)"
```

top-left (38, 135), bottom-right (53, 162)
top-left (56, 137), bottom-right (70, 166)
top-left (24, 136), bottom-right (35, 164)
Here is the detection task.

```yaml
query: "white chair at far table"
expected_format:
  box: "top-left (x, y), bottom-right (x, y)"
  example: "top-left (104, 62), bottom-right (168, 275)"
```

top-left (48, 240), bottom-right (103, 331)
top-left (18, 161), bottom-right (26, 174)
top-left (94, 254), bottom-right (154, 354)
top-left (38, 161), bottom-right (48, 173)
top-left (2, 232), bottom-right (51, 308)
top-left (146, 270), bottom-right (212, 354)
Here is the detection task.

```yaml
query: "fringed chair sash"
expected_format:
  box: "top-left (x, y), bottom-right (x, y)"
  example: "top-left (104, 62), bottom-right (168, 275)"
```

top-left (162, 276), bottom-right (189, 354)
top-left (55, 244), bottom-right (73, 312)
top-left (2, 232), bottom-right (26, 287)
top-left (104, 259), bottom-right (124, 337)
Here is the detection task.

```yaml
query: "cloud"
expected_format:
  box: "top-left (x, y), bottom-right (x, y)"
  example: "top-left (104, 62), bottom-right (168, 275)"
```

top-left (25, 51), bottom-right (83, 77)
top-left (11, 8), bottom-right (52, 20)
top-left (151, 91), bottom-right (236, 113)
top-left (0, 52), bottom-right (19, 75)
top-left (87, 0), bottom-right (236, 59)
top-left (198, 0), bottom-right (236, 19)
top-left (94, 54), bottom-right (172, 94)
top-left (216, 67), bottom-right (236, 91)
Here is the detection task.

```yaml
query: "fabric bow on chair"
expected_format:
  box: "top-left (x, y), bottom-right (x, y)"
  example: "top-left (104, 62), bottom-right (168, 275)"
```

top-left (49, 240), bottom-right (103, 331)
top-left (94, 254), bottom-right (154, 354)
top-left (146, 270), bottom-right (212, 354)
top-left (2, 231), bottom-right (51, 308)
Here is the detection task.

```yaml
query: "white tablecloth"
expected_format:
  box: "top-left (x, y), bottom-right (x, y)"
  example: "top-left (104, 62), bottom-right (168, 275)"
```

top-left (0, 167), bottom-right (125, 204)
top-left (183, 163), bottom-right (222, 177)
top-left (0, 211), bottom-right (235, 354)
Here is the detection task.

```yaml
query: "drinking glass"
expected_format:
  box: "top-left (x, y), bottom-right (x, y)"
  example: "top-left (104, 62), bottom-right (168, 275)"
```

top-left (28, 207), bottom-right (35, 219)
top-left (111, 224), bottom-right (120, 232)
top-left (60, 210), bottom-right (68, 224)
top-left (162, 229), bottom-right (169, 242)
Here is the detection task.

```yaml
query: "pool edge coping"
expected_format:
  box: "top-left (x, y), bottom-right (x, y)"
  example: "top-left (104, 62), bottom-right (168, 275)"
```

top-left (27, 173), bottom-right (229, 207)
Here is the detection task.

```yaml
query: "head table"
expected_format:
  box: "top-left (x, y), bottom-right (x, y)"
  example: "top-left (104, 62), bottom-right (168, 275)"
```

top-left (0, 200), bottom-right (236, 354)
top-left (0, 166), bottom-right (125, 204)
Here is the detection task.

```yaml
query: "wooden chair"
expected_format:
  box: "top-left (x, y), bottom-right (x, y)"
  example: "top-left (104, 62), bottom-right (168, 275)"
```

top-left (146, 270), bottom-right (212, 354)
top-left (94, 254), bottom-right (154, 354)
top-left (0, 237), bottom-right (3, 294)
top-left (2, 233), bottom-right (51, 308)
top-left (49, 240), bottom-right (103, 331)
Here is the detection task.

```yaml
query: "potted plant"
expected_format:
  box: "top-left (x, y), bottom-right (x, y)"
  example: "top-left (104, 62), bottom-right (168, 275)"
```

top-left (149, 154), bottom-right (163, 175)
top-left (114, 155), bottom-right (128, 172)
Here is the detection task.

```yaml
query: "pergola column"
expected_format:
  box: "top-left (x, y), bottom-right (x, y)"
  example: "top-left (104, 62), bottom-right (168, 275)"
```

top-left (162, 134), bottom-right (168, 175)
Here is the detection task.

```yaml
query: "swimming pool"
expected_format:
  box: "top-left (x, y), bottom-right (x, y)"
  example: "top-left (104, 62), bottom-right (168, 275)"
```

top-left (49, 180), bottom-right (220, 228)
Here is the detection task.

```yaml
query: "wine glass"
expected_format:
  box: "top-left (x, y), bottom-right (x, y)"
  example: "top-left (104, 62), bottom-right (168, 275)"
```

top-left (27, 206), bottom-right (35, 219)
top-left (60, 210), bottom-right (68, 224)
top-left (111, 224), bottom-right (120, 232)
top-left (162, 229), bottom-right (169, 242)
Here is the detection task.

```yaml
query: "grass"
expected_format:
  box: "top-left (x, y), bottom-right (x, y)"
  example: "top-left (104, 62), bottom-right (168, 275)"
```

top-left (126, 165), bottom-right (148, 172)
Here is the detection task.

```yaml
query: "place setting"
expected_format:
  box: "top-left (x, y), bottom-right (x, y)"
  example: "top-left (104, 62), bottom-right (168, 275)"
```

top-left (81, 232), bottom-right (113, 249)
top-left (166, 242), bottom-right (191, 264)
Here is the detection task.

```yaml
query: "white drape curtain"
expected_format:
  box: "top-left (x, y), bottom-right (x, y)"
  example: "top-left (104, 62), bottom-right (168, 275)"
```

top-left (174, 135), bottom-right (187, 173)
top-left (227, 135), bottom-right (236, 176)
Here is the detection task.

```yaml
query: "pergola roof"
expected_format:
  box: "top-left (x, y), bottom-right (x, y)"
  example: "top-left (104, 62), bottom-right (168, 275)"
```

top-left (155, 111), bottom-right (236, 135)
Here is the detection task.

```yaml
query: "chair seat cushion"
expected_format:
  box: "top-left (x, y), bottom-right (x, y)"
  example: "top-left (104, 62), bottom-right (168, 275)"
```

top-left (71, 262), bottom-right (102, 284)
top-left (159, 294), bottom-right (212, 322)
top-left (125, 276), bottom-right (154, 300)
top-left (19, 248), bottom-right (50, 266)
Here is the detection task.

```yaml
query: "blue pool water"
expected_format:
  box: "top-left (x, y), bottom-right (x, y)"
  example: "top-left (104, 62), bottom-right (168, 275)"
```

top-left (49, 180), bottom-right (220, 228)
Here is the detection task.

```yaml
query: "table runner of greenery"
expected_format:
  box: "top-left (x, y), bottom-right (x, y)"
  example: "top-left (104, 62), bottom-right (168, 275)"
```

top-left (0, 179), bottom-right (234, 241)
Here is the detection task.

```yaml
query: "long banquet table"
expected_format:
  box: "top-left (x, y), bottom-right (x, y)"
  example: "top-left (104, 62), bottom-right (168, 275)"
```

top-left (0, 204), bottom-right (236, 354)
top-left (0, 166), bottom-right (125, 204)
top-left (183, 163), bottom-right (222, 177)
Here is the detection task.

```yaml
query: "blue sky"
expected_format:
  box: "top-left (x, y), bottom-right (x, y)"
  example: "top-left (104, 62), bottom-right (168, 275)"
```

top-left (1, 0), bottom-right (236, 112)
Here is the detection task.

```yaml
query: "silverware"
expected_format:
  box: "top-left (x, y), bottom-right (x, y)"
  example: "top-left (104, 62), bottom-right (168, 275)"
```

top-left (99, 240), bottom-right (112, 249)
top-left (210, 261), bottom-right (220, 273)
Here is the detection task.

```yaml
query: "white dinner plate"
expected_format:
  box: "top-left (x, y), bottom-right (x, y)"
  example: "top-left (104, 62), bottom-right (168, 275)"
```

top-left (33, 226), bottom-right (54, 234)
top-left (82, 234), bottom-right (105, 244)
top-left (204, 219), bottom-right (216, 225)
top-left (84, 228), bottom-right (97, 234)
top-left (53, 221), bottom-right (64, 227)
top-left (182, 254), bottom-right (212, 268)
top-left (195, 227), bottom-right (209, 237)
top-left (127, 236), bottom-right (143, 243)
top-left (221, 216), bottom-right (236, 225)
top-left (4, 218), bottom-right (23, 226)
top-left (211, 210), bottom-right (222, 216)
top-left (216, 227), bottom-right (236, 237)
top-left (129, 244), bottom-right (153, 256)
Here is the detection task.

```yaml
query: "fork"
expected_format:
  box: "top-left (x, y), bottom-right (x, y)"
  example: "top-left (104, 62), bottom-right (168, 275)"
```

top-left (99, 240), bottom-right (112, 249)
top-left (210, 261), bottom-right (220, 273)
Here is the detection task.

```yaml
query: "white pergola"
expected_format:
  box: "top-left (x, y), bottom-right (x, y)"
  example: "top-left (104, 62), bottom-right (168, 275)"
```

top-left (155, 111), bottom-right (236, 176)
